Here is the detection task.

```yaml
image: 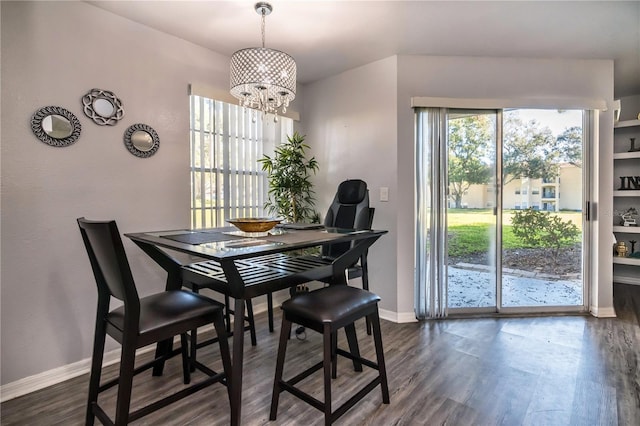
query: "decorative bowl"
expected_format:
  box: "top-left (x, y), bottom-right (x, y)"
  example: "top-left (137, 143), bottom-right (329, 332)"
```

top-left (227, 218), bottom-right (282, 233)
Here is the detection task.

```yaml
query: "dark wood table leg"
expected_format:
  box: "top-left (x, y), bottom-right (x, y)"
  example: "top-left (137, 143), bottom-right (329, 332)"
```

top-left (230, 297), bottom-right (245, 426)
top-left (267, 292), bottom-right (274, 332)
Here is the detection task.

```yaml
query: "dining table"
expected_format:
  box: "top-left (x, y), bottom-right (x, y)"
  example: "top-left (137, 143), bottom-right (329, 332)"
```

top-left (125, 225), bottom-right (386, 425)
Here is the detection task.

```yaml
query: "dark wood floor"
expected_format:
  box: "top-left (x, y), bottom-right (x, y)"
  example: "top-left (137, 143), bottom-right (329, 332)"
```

top-left (2, 284), bottom-right (639, 425)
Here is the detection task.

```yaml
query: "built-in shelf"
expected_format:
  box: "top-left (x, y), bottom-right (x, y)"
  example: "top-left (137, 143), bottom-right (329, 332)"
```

top-left (613, 190), bottom-right (640, 197)
top-left (613, 151), bottom-right (640, 160)
top-left (613, 226), bottom-right (640, 233)
top-left (614, 119), bottom-right (640, 129)
top-left (612, 116), bottom-right (639, 282)
top-left (613, 275), bottom-right (640, 286)
top-left (613, 257), bottom-right (640, 266)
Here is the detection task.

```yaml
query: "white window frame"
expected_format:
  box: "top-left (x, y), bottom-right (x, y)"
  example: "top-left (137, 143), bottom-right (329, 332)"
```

top-left (189, 95), bottom-right (293, 228)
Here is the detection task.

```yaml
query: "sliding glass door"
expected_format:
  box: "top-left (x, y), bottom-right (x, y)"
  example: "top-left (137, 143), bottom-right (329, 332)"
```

top-left (499, 109), bottom-right (585, 310)
top-left (418, 107), bottom-right (587, 316)
top-left (446, 110), bottom-right (499, 311)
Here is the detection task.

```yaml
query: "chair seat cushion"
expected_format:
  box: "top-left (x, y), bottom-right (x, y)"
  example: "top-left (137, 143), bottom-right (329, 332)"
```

top-left (281, 285), bottom-right (379, 325)
top-left (108, 290), bottom-right (224, 338)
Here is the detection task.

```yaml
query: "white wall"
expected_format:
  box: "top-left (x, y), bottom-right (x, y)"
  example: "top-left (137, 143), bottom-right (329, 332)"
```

top-left (0, 1), bottom-right (301, 386)
top-left (300, 57), bottom-right (399, 312)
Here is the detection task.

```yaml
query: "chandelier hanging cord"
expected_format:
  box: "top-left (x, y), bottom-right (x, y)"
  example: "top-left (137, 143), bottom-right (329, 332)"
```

top-left (256, 1), bottom-right (271, 48)
top-left (261, 5), bottom-right (266, 48)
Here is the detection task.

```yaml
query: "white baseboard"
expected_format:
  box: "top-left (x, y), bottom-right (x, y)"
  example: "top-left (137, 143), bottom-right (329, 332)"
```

top-left (0, 298), bottom-right (277, 403)
top-left (589, 306), bottom-right (617, 318)
top-left (379, 308), bottom-right (417, 323)
top-left (0, 346), bottom-right (128, 403)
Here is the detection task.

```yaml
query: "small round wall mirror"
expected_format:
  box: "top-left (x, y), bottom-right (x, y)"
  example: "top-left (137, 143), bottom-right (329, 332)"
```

top-left (82, 88), bottom-right (124, 126)
top-left (123, 123), bottom-right (159, 158)
top-left (31, 106), bottom-right (81, 147)
top-left (93, 98), bottom-right (115, 117)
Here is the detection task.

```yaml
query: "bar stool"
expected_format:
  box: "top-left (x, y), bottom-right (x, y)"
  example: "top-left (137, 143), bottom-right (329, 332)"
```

top-left (269, 285), bottom-right (390, 425)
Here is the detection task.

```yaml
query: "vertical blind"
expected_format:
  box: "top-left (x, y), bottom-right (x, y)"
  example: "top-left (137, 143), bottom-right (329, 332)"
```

top-left (189, 95), bottom-right (292, 228)
top-left (415, 107), bottom-right (449, 319)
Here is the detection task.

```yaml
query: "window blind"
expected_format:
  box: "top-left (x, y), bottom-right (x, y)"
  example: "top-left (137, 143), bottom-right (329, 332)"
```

top-left (189, 95), bottom-right (293, 228)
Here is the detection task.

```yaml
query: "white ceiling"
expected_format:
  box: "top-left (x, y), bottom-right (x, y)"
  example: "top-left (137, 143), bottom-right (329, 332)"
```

top-left (88, 1), bottom-right (640, 97)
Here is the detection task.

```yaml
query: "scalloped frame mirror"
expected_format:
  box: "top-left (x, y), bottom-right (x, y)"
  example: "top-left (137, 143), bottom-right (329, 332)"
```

top-left (82, 88), bottom-right (124, 126)
top-left (31, 105), bottom-right (82, 147)
top-left (123, 123), bottom-right (160, 158)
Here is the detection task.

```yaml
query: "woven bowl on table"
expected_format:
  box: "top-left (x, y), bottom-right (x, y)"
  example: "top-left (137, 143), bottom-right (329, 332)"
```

top-left (227, 218), bottom-right (282, 233)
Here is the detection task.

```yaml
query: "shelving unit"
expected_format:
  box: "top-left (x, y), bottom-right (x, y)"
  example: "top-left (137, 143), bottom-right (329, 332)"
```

top-left (613, 190), bottom-right (640, 197)
top-left (615, 119), bottom-right (640, 128)
top-left (613, 118), bottom-right (640, 286)
top-left (612, 226), bottom-right (640, 233)
top-left (613, 257), bottom-right (640, 266)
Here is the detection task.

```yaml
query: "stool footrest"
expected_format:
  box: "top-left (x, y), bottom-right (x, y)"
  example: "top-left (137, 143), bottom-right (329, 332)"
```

top-left (279, 380), bottom-right (325, 411)
top-left (192, 324), bottom-right (252, 350)
top-left (278, 376), bottom-right (382, 422)
top-left (191, 360), bottom-right (229, 386)
top-left (92, 404), bottom-right (114, 426)
top-left (287, 360), bottom-right (324, 386)
top-left (332, 377), bottom-right (382, 421)
top-left (128, 373), bottom-right (227, 422)
top-left (336, 348), bottom-right (379, 371)
top-left (98, 346), bottom-right (181, 393)
top-left (93, 369), bottom-right (228, 425)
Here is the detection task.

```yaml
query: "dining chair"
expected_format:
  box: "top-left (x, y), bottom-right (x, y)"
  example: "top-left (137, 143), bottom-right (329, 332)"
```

top-left (318, 179), bottom-right (375, 334)
top-left (77, 218), bottom-right (232, 426)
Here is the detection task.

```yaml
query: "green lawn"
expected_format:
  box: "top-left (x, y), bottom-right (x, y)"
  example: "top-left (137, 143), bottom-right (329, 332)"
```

top-left (447, 208), bottom-right (582, 257)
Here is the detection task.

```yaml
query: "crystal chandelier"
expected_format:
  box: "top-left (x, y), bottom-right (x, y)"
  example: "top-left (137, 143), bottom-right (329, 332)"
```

top-left (230, 2), bottom-right (296, 121)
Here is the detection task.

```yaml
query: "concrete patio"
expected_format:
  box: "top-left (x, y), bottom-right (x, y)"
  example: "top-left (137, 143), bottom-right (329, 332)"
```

top-left (448, 264), bottom-right (583, 308)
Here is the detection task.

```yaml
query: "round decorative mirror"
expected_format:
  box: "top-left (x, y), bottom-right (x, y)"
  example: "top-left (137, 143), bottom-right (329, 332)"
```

top-left (93, 98), bottom-right (115, 117)
top-left (31, 106), bottom-right (81, 147)
top-left (123, 123), bottom-right (159, 158)
top-left (82, 88), bottom-right (124, 126)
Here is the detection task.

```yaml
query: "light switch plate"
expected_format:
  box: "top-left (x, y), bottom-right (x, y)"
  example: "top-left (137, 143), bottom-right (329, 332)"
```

top-left (380, 187), bottom-right (389, 202)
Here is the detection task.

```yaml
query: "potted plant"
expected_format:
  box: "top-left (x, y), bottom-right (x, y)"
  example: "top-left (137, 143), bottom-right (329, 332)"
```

top-left (259, 131), bottom-right (320, 223)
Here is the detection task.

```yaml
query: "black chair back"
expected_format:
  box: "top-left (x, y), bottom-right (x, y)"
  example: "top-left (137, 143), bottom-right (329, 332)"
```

top-left (77, 218), bottom-right (140, 326)
top-left (322, 179), bottom-right (373, 259)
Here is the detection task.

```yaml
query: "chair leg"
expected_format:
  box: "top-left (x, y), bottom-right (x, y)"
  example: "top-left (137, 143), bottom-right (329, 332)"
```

top-left (370, 309), bottom-right (390, 404)
top-left (190, 286), bottom-right (200, 373)
top-left (246, 299), bottom-right (257, 346)
top-left (86, 317), bottom-right (107, 426)
top-left (152, 339), bottom-right (173, 376)
top-left (180, 333), bottom-right (191, 385)
top-left (269, 317), bottom-right (292, 420)
top-left (344, 323), bottom-right (363, 372)
top-left (267, 292), bottom-right (274, 333)
top-left (331, 332), bottom-right (338, 379)
top-left (114, 340), bottom-right (137, 426)
top-left (323, 324), bottom-right (333, 425)
top-left (361, 263), bottom-right (372, 336)
top-left (213, 310), bottom-right (233, 402)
